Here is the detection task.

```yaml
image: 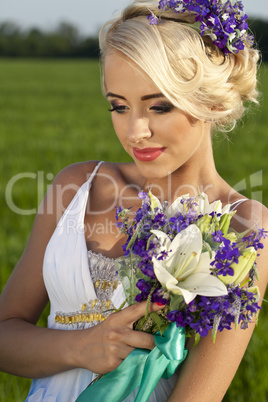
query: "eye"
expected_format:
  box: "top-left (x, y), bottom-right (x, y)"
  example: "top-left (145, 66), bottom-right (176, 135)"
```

top-left (150, 103), bottom-right (175, 114)
top-left (108, 105), bottom-right (128, 114)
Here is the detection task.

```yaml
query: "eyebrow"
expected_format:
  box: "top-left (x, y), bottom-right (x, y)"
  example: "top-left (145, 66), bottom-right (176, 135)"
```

top-left (105, 92), bottom-right (164, 101)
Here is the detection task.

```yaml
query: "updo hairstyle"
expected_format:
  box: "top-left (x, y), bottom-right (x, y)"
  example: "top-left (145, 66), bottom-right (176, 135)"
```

top-left (99, 0), bottom-right (260, 131)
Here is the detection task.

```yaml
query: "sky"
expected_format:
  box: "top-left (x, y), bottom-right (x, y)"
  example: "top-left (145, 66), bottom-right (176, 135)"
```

top-left (0, 0), bottom-right (267, 36)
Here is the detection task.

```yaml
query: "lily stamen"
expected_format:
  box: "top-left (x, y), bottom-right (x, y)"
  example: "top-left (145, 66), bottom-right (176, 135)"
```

top-left (174, 252), bottom-right (197, 280)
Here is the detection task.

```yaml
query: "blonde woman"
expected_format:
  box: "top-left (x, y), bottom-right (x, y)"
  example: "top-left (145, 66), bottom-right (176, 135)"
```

top-left (0, 1), bottom-right (267, 401)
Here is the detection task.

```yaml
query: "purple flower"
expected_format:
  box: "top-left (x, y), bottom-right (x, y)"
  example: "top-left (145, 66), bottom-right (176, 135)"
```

top-left (159, 0), bottom-right (169, 10)
top-left (138, 261), bottom-right (156, 279)
top-left (210, 234), bottom-right (240, 277)
top-left (136, 279), bottom-right (151, 295)
top-left (152, 0), bottom-right (254, 54)
top-left (243, 227), bottom-right (268, 251)
top-left (151, 288), bottom-right (170, 305)
top-left (116, 190), bottom-right (262, 343)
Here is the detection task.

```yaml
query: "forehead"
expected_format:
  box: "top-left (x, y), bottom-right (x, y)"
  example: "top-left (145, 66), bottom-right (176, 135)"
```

top-left (103, 52), bottom-right (160, 94)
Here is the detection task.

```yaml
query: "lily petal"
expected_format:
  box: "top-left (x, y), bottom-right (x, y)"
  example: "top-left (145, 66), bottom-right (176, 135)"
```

top-left (168, 225), bottom-right (203, 279)
top-left (194, 193), bottom-right (209, 215)
top-left (222, 204), bottom-right (231, 214)
top-left (166, 194), bottom-right (189, 218)
top-left (193, 251), bottom-right (215, 274)
top-left (153, 258), bottom-right (178, 279)
top-left (180, 272), bottom-right (228, 303)
top-left (149, 191), bottom-right (162, 211)
top-left (165, 282), bottom-right (194, 303)
top-left (151, 230), bottom-right (171, 253)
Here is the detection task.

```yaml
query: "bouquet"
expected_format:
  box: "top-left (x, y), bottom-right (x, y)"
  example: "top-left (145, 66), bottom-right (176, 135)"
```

top-left (116, 191), bottom-right (264, 344)
top-left (77, 192), bottom-right (265, 402)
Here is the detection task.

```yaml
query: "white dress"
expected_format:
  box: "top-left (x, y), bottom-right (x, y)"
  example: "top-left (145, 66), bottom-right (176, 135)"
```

top-left (26, 162), bottom-right (177, 402)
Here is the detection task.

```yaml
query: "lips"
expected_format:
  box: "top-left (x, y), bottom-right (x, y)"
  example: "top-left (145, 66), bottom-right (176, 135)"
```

top-left (133, 147), bottom-right (166, 162)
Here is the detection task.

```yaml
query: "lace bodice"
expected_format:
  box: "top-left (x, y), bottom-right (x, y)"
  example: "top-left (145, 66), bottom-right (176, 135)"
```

top-left (54, 251), bottom-right (121, 329)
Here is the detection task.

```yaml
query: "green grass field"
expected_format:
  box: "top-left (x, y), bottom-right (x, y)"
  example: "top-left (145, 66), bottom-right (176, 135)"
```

top-left (0, 59), bottom-right (267, 401)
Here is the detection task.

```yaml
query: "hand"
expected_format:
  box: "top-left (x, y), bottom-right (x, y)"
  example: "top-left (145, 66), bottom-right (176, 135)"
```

top-left (75, 302), bottom-right (164, 374)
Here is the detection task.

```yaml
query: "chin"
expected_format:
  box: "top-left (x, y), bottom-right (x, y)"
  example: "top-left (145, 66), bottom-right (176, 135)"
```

top-left (136, 163), bottom-right (173, 180)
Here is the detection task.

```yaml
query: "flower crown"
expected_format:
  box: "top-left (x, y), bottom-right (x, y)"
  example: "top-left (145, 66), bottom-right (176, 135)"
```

top-left (147, 0), bottom-right (254, 54)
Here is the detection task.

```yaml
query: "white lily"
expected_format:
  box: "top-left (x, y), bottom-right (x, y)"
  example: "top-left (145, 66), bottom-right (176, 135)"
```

top-left (193, 193), bottom-right (231, 215)
top-left (148, 191), bottom-right (231, 219)
top-left (148, 190), bottom-right (162, 211)
top-left (165, 194), bottom-right (190, 218)
top-left (166, 192), bottom-right (231, 219)
top-left (151, 225), bottom-right (228, 304)
top-left (218, 247), bottom-right (257, 286)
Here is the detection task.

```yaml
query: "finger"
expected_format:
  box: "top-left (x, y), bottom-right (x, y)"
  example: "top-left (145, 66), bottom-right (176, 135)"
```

top-left (116, 301), bottom-right (164, 325)
top-left (122, 329), bottom-right (156, 351)
top-left (117, 345), bottom-right (135, 360)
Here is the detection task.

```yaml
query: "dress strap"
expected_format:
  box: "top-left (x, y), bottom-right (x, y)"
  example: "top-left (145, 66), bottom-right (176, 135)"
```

top-left (230, 198), bottom-right (248, 211)
top-left (87, 161), bottom-right (104, 185)
top-left (55, 161), bottom-right (104, 228)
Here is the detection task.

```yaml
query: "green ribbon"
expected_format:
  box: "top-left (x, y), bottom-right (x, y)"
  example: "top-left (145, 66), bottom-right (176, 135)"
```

top-left (76, 324), bottom-right (187, 402)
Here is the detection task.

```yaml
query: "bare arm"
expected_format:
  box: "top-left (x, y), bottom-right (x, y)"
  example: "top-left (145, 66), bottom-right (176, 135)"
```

top-left (0, 162), bottom-right (88, 377)
top-left (0, 162), bottom-right (161, 378)
top-left (0, 302), bottom-right (161, 378)
top-left (168, 201), bottom-right (268, 401)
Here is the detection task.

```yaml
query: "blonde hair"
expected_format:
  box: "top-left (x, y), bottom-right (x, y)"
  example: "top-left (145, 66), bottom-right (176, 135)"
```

top-left (99, 0), bottom-right (260, 131)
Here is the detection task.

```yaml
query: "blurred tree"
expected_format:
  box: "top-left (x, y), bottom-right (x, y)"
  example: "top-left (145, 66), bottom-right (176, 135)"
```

top-left (0, 22), bottom-right (23, 56)
top-left (0, 18), bottom-right (267, 59)
top-left (248, 18), bottom-right (268, 61)
top-left (24, 28), bottom-right (46, 56)
top-left (56, 22), bottom-right (80, 46)
top-left (0, 21), bottom-right (21, 36)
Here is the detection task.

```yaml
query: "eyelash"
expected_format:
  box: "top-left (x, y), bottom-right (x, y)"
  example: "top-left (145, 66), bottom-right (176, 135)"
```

top-left (108, 105), bottom-right (127, 114)
top-left (108, 103), bottom-right (175, 115)
top-left (150, 104), bottom-right (174, 114)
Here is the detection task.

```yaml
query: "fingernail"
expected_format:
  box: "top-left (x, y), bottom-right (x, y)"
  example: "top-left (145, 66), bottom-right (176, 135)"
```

top-left (156, 302), bottom-right (164, 306)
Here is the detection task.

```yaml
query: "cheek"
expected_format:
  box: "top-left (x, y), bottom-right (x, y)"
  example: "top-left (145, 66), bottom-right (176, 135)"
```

top-left (111, 115), bottom-right (122, 137)
top-left (165, 119), bottom-right (203, 151)
top-left (112, 116), bottom-right (128, 147)
top-left (164, 119), bottom-right (191, 144)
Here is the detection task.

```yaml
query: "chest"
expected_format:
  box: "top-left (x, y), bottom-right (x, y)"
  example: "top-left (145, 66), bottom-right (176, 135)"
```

top-left (84, 193), bottom-right (142, 258)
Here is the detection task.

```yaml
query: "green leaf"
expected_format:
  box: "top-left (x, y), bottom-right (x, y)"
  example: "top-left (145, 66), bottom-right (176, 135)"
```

top-left (146, 234), bottom-right (156, 250)
top-left (219, 212), bottom-right (235, 235)
top-left (194, 333), bottom-right (200, 347)
top-left (170, 294), bottom-right (184, 311)
top-left (150, 312), bottom-right (170, 336)
top-left (116, 255), bottom-right (148, 305)
top-left (150, 312), bottom-right (165, 329)
top-left (126, 230), bottom-right (139, 251)
top-left (230, 225), bottom-right (256, 242)
top-left (202, 240), bottom-right (213, 259)
top-left (159, 322), bottom-right (171, 336)
top-left (134, 316), bottom-right (148, 332)
top-left (253, 262), bottom-right (260, 281)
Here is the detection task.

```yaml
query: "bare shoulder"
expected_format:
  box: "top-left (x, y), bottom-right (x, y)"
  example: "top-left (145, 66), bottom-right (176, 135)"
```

top-left (231, 198), bottom-right (268, 233)
top-left (44, 160), bottom-right (141, 221)
top-left (53, 161), bottom-right (137, 191)
top-left (50, 161), bottom-right (100, 206)
top-left (40, 160), bottom-right (103, 224)
top-left (85, 161), bottom-right (142, 203)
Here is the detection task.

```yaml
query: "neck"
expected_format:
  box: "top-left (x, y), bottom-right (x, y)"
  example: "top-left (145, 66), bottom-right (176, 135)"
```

top-left (141, 134), bottom-right (222, 204)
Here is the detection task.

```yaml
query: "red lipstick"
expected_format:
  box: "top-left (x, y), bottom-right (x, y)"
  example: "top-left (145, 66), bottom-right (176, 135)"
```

top-left (133, 147), bottom-right (166, 162)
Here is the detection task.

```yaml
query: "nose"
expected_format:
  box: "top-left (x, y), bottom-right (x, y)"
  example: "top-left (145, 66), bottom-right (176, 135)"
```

top-left (126, 115), bottom-right (152, 144)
